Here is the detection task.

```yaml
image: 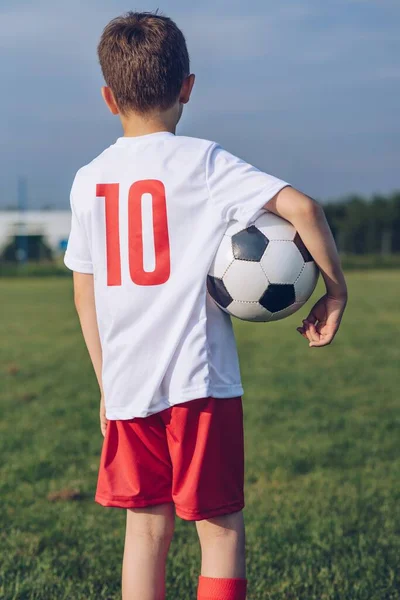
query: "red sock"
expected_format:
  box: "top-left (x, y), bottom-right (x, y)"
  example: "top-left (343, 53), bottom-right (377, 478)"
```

top-left (197, 576), bottom-right (247, 600)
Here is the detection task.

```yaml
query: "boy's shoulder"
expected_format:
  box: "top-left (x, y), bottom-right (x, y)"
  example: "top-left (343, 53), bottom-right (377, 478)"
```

top-left (171, 134), bottom-right (217, 149)
top-left (74, 135), bottom-right (221, 183)
top-left (73, 146), bottom-right (114, 184)
top-left (165, 134), bottom-right (220, 163)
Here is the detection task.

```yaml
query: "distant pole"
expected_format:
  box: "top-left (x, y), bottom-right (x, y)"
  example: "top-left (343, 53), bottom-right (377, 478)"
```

top-left (17, 176), bottom-right (28, 264)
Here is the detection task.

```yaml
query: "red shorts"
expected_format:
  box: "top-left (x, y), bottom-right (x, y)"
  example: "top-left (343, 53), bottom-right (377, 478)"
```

top-left (95, 396), bottom-right (244, 521)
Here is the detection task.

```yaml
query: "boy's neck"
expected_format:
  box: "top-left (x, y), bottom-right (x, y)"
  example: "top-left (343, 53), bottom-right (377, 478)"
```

top-left (120, 109), bottom-right (178, 138)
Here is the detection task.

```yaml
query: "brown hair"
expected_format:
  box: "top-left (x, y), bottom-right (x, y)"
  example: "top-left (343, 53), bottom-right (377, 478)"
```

top-left (97, 11), bottom-right (190, 115)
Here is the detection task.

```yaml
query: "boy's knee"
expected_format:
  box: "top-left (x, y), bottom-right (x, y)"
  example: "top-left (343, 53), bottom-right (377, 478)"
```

top-left (196, 510), bottom-right (245, 543)
top-left (126, 503), bottom-right (175, 543)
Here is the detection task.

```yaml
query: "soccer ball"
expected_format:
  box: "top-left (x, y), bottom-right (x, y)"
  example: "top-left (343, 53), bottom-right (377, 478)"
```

top-left (207, 210), bottom-right (319, 322)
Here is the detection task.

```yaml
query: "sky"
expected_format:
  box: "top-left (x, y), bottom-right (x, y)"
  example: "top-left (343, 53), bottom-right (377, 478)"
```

top-left (1, 0), bottom-right (399, 209)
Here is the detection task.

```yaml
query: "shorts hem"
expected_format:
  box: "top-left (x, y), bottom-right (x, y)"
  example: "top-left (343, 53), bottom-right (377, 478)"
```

top-left (95, 493), bottom-right (173, 509)
top-left (175, 500), bottom-right (245, 522)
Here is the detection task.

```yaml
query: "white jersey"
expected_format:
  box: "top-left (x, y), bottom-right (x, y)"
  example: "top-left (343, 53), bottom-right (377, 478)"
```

top-left (64, 132), bottom-right (289, 419)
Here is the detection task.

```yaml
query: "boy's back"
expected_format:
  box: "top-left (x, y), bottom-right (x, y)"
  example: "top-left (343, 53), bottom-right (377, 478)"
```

top-left (64, 11), bottom-right (347, 600)
top-left (65, 131), bottom-right (288, 419)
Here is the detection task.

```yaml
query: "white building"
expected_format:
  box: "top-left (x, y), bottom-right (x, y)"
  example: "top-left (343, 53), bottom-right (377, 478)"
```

top-left (0, 211), bottom-right (71, 258)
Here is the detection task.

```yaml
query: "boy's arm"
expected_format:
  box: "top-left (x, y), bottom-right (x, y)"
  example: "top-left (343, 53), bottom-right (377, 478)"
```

top-left (264, 186), bottom-right (348, 347)
top-left (72, 272), bottom-right (107, 434)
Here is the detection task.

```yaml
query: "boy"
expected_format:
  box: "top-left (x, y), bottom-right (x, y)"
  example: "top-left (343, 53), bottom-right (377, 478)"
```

top-left (64, 11), bottom-right (347, 600)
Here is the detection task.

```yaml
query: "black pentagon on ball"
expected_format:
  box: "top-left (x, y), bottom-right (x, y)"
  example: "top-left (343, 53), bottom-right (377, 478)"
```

top-left (207, 275), bottom-right (233, 309)
top-left (259, 284), bottom-right (295, 313)
top-left (232, 226), bottom-right (269, 262)
top-left (294, 232), bottom-right (313, 262)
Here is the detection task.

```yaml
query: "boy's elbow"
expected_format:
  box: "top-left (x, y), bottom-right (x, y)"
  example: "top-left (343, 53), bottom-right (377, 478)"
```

top-left (73, 292), bottom-right (93, 318)
top-left (73, 292), bottom-right (81, 310)
top-left (74, 288), bottom-right (91, 310)
top-left (287, 191), bottom-right (325, 225)
top-left (72, 272), bottom-right (94, 310)
top-left (300, 195), bottom-right (323, 219)
top-left (267, 187), bottom-right (323, 222)
top-left (73, 291), bottom-right (84, 313)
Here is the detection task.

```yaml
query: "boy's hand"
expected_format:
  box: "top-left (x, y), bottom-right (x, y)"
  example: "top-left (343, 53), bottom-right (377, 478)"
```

top-left (100, 394), bottom-right (108, 437)
top-left (296, 294), bottom-right (347, 348)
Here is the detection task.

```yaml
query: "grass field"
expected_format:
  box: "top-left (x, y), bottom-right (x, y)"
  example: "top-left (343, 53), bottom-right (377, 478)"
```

top-left (1, 271), bottom-right (400, 599)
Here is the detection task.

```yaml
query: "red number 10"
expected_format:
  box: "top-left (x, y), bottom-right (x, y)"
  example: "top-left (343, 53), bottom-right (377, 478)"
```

top-left (96, 180), bottom-right (170, 287)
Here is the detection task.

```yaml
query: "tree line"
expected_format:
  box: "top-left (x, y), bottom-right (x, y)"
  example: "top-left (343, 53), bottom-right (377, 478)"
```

top-left (323, 191), bottom-right (400, 254)
top-left (1, 190), bottom-right (399, 256)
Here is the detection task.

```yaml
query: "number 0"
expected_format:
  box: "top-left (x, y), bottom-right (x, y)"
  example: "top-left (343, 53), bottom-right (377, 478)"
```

top-left (96, 180), bottom-right (170, 287)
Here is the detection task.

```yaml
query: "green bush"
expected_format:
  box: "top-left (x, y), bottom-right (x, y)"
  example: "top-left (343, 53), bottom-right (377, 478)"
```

top-left (0, 261), bottom-right (71, 278)
top-left (340, 253), bottom-right (400, 270)
top-left (1, 254), bottom-right (400, 278)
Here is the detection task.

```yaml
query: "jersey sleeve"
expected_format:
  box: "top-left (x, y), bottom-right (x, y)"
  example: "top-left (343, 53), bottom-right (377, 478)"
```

top-left (63, 176), bottom-right (93, 274)
top-left (206, 143), bottom-right (290, 225)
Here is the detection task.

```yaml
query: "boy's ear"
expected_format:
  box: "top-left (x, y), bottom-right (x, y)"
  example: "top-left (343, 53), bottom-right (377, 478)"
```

top-left (180, 74), bottom-right (195, 105)
top-left (101, 86), bottom-right (120, 115)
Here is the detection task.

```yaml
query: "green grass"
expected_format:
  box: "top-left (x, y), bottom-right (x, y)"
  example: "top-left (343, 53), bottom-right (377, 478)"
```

top-left (0, 271), bottom-right (399, 599)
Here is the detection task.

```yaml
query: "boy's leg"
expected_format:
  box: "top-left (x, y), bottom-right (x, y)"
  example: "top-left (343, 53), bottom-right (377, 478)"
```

top-left (163, 396), bottom-right (247, 599)
top-left (122, 503), bottom-right (175, 600)
top-left (196, 510), bottom-right (246, 578)
top-left (196, 510), bottom-right (247, 600)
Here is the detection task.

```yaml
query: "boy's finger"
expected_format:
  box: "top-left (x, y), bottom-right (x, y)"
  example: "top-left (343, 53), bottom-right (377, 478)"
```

top-left (302, 322), bottom-right (314, 345)
top-left (302, 318), bottom-right (316, 335)
top-left (309, 332), bottom-right (335, 347)
top-left (304, 312), bottom-right (317, 325)
top-left (308, 322), bottom-right (320, 343)
top-left (296, 328), bottom-right (308, 339)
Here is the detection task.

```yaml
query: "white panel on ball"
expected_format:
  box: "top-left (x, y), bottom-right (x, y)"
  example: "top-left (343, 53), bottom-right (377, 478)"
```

top-left (228, 300), bottom-right (272, 322)
top-left (260, 241), bottom-right (304, 284)
top-left (225, 221), bottom-right (247, 237)
top-left (209, 235), bottom-right (235, 278)
top-left (223, 260), bottom-right (269, 302)
top-left (294, 262), bottom-right (319, 303)
top-left (254, 211), bottom-right (296, 241)
top-left (268, 301), bottom-right (303, 322)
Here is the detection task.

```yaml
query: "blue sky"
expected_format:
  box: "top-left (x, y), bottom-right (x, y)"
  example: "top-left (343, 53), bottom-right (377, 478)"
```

top-left (1, 0), bottom-right (399, 208)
